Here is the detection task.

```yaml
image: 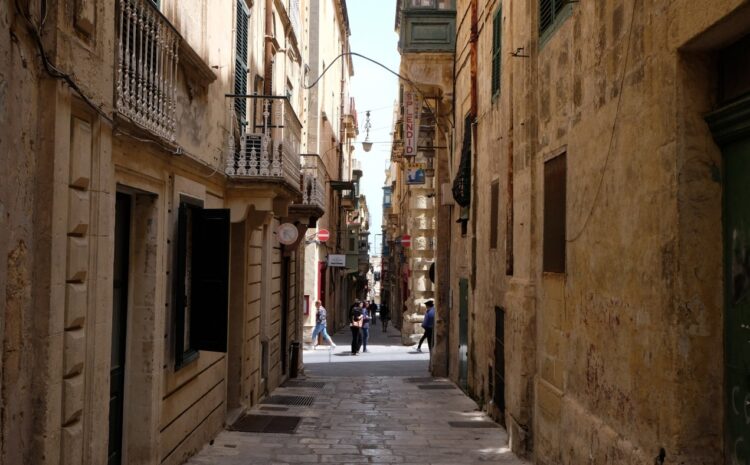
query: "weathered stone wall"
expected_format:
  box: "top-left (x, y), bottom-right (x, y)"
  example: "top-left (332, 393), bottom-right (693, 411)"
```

top-left (445, 0), bottom-right (747, 462)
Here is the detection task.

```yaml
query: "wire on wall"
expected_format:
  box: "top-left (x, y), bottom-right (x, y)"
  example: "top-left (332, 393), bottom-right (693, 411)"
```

top-left (566, 0), bottom-right (639, 243)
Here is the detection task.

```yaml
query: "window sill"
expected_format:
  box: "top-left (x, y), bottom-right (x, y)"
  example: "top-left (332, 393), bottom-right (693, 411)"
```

top-left (175, 348), bottom-right (200, 370)
top-left (179, 39), bottom-right (217, 89)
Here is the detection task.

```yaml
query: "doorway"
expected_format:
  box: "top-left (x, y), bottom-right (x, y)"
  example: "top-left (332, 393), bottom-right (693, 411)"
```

top-left (280, 256), bottom-right (290, 375)
top-left (109, 193), bottom-right (131, 465)
top-left (494, 306), bottom-right (505, 418)
top-left (458, 278), bottom-right (469, 391)
top-left (719, 117), bottom-right (750, 464)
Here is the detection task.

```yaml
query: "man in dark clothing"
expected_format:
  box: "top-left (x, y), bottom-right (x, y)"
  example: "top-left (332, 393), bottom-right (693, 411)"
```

top-left (349, 303), bottom-right (363, 355)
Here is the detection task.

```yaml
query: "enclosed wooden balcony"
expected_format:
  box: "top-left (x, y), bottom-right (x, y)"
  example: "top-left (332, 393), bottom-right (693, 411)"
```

top-left (397, 0), bottom-right (456, 53)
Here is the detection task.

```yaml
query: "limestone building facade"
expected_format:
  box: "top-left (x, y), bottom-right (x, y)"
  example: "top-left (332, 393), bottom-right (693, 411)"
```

top-left (427, 0), bottom-right (750, 463)
top-left (299, 0), bottom-right (358, 344)
top-left (0, 0), bottom-right (349, 463)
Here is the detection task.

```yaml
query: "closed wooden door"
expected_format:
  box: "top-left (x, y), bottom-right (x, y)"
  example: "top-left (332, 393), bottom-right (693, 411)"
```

top-left (724, 136), bottom-right (750, 465)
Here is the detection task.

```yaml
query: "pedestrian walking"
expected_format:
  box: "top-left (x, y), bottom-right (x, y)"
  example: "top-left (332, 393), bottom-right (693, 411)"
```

top-left (310, 300), bottom-right (336, 350)
top-left (416, 300), bottom-right (435, 353)
top-left (368, 301), bottom-right (378, 326)
top-left (361, 304), bottom-right (372, 352)
top-left (380, 303), bottom-right (390, 331)
top-left (349, 303), bottom-right (363, 355)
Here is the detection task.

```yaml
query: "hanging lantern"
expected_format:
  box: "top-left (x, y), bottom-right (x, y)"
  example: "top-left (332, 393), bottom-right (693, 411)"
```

top-left (362, 110), bottom-right (373, 152)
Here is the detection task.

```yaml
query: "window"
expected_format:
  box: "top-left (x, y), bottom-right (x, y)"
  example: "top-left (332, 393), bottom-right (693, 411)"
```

top-left (234, 0), bottom-right (250, 128)
top-left (490, 181), bottom-right (500, 249)
top-left (174, 199), bottom-right (231, 369)
top-left (491, 6), bottom-right (502, 97)
top-left (543, 153), bottom-right (566, 273)
top-left (539, 0), bottom-right (568, 39)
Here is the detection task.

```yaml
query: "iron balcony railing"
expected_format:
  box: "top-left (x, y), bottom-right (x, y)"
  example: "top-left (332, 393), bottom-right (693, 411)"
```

top-left (300, 154), bottom-right (326, 210)
top-left (116, 0), bottom-right (179, 141)
top-left (226, 96), bottom-right (302, 191)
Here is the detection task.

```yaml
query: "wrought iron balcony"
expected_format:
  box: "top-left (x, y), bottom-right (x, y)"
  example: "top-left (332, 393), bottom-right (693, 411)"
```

top-left (226, 96), bottom-right (302, 194)
top-left (299, 154), bottom-right (326, 211)
top-left (116, 0), bottom-right (179, 141)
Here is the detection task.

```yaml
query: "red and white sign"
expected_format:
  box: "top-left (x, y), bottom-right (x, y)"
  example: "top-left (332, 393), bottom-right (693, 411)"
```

top-left (401, 234), bottom-right (411, 248)
top-left (403, 91), bottom-right (420, 157)
top-left (317, 229), bottom-right (330, 242)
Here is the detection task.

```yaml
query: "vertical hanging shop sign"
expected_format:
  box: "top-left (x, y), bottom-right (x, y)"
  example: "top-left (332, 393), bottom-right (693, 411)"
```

top-left (403, 91), bottom-right (420, 157)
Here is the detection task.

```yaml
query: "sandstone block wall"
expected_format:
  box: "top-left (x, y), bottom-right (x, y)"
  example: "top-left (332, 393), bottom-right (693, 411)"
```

top-left (444, 0), bottom-right (747, 462)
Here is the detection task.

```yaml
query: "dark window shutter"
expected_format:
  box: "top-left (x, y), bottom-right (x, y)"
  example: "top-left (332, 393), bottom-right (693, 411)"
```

top-left (543, 153), bottom-right (566, 273)
top-left (235, 0), bottom-right (250, 128)
top-left (190, 209), bottom-right (231, 352)
top-left (491, 7), bottom-right (502, 96)
top-left (539, 0), bottom-right (553, 35)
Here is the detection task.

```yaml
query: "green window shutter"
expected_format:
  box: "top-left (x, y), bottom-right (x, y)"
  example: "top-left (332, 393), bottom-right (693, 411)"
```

top-left (539, 0), bottom-right (554, 35)
top-left (491, 6), bottom-right (502, 97)
top-left (235, 0), bottom-right (250, 128)
top-left (540, 0), bottom-right (568, 37)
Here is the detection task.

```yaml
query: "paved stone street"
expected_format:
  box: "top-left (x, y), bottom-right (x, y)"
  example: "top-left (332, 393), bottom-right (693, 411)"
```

top-left (187, 324), bottom-right (527, 465)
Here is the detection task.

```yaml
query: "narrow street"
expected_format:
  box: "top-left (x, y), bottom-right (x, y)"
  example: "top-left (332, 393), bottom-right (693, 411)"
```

top-left (186, 325), bottom-right (527, 465)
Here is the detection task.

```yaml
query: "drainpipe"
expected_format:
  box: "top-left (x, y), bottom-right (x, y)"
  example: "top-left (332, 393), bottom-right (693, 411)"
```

top-left (469, 0), bottom-right (478, 289)
top-left (506, 0), bottom-right (514, 275)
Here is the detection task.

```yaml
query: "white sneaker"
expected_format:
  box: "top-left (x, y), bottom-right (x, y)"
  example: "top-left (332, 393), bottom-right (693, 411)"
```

top-left (416, 347), bottom-right (422, 353)
top-left (312, 345), bottom-right (317, 351)
top-left (331, 343), bottom-right (336, 348)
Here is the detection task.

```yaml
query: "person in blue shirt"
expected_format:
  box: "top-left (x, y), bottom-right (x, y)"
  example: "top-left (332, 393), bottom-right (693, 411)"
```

top-left (416, 300), bottom-right (435, 353)
top-left (311, 300), bottom-right (336, 350)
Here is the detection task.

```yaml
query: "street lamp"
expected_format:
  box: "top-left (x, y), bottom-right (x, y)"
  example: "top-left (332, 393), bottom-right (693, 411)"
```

top-left (362, 110), bottom-right (373, 152)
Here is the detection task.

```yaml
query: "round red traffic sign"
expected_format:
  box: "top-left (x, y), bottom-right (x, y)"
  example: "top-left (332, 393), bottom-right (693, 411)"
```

top-left (401, 234), bottom-right (411, 248)
top-left (317, 229), bottom-right (330, 242)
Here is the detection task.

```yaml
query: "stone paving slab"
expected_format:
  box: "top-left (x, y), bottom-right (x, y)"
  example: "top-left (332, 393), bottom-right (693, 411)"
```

top-left (186, 325), bottom-right (528, 465)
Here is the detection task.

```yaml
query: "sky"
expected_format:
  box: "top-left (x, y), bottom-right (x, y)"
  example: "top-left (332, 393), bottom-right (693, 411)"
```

top-left (347, 1), bottom-right (399, 255)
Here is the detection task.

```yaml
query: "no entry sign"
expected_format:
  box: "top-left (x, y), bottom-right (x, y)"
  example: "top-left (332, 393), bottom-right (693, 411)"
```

top-left (317, 229), bottom-right (330, 242)
top-left (401, 234), bottom-right (411, 248)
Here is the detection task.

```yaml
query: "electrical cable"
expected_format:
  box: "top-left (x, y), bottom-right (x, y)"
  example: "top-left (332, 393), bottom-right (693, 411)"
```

top-left (303, 51), bottom-right (454, 131)
top-left (566, 0), bottom-right (639, 243)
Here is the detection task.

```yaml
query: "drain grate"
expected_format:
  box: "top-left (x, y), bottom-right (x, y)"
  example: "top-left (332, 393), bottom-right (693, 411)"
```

top-left (403, 377), bottom-right (438, 384)
top-left (448, 421), bottom-right (498, 429)
top-left (261, 395), bottom-right (315, 407)
top-left (230, 414), bottom-right (301, 433)
top-left (259, 406), bottom-right (289, 412)
top-left (417, 384), bottom-right (455, 390)
top-left (282, 380), bottom-right (326, 389)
